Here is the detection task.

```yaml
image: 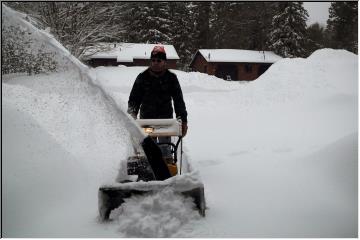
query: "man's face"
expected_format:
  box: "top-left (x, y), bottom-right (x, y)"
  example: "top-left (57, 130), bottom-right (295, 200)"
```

top-left (150, 58), bottom-right (166, 72)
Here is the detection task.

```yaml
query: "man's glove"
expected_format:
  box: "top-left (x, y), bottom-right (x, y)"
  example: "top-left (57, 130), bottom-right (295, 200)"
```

top-left (130, 113), bottom-right (137, 119)
top-left (128, 111), bottom-right (137, 119)
top-left (182, 122), bottom-right (188, 137)
top-left (127, 108), bottom-right (137, 119)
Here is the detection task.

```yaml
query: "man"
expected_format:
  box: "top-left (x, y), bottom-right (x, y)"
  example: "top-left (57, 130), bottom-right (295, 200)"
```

top-left (127, 45), bottom-right (188, 162)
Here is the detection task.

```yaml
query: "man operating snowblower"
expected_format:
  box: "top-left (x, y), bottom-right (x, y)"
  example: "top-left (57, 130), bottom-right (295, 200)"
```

top-left (127, 45), bottom-right (188, 165)
top-left (99, 46), bottom-right (206, 221)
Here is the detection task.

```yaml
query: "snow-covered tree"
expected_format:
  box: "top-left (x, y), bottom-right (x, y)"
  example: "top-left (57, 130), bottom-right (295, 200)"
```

top-left (121, 2), bottom-right (172, 44)
top-left (210, 2), bottom-right (277, 50)
top-left (305, 23), bottom-right (329, 55)
top-left (210, 2), bottom-right (235, 48)
top-left (169, 2), bottom-right (194, 68)
top-left (183, 2), bottom-right (201, 59)
top-left (248, 2), bottom-right (278, 50)
top-left (267, 2), bottom-right (309, 58)
top-left (191, 2), bottom-right (211, 49)
top-left (7, 2), bottom-right (126, 58)
top-left (326, 2), bottom-right (358, 54)
top-left (227, 2), bottom-right (258, 49)
top-left (38, 2), bottom-right (126, 57)
top-left (119, 2), bottom-right (142, 43)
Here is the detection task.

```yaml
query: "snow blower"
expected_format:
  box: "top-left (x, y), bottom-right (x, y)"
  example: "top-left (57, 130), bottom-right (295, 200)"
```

top-left (98, 119), bottom-right (206, 221)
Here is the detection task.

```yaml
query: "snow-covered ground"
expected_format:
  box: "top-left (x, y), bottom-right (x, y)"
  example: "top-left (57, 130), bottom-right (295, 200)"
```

top-left (2, 5), bottom-right (358, 238)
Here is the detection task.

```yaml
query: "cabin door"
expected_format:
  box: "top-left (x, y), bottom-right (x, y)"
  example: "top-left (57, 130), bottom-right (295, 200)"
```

top-left (215, 64), bottom-right (237, 81)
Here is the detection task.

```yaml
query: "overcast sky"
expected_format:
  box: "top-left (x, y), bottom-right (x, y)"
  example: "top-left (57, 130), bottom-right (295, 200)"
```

top-left (303, 2), bottom-right (331, 26)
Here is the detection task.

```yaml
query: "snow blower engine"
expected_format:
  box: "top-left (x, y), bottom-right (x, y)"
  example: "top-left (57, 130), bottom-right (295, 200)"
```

top-left (127, 119), bottom-right (183, 181)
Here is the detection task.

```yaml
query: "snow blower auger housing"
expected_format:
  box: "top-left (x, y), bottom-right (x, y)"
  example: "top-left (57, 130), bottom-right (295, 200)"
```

top-left (98, 119), bottom-right (206, 221)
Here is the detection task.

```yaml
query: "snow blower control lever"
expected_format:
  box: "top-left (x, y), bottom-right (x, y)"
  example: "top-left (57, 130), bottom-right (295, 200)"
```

top-left (136, 119), bottom-right (183, 179)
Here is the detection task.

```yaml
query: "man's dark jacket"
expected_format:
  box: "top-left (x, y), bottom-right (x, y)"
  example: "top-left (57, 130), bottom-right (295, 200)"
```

top-left (128, 68), bottom-right (188, 123)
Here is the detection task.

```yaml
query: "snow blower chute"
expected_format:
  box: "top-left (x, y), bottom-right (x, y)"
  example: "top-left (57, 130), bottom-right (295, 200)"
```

top-left (98, 119), bottom-right (206, 221)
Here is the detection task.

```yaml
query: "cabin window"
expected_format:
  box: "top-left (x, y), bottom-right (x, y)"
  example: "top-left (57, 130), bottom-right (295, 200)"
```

top-left (204, 65), bottom-right (207, 73)
top-left (245, 64), bottom-right (252, 73)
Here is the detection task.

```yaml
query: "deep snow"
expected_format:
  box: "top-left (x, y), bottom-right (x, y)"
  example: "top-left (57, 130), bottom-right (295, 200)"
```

top-left (2, 4), bottom-right (358, 238)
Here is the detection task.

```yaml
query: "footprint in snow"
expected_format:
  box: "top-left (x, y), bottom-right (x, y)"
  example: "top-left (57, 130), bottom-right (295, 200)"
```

top-left (197, 159), bottom-right (221, 167)
top-left (273, 147), bottom-right (293, 153)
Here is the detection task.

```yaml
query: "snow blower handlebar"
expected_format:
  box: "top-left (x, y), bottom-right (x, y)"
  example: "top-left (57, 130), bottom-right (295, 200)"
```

top-left (135, 119), bottom-right (183, 137)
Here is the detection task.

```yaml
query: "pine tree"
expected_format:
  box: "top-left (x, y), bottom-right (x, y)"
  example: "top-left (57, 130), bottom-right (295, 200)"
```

top-left (305, 23), bottom-right (328, 55)
top-left (231, 2), bottom-right (258, 49)
top-left (185, 2), bottom-right (201, 57)
top-left (136, 2), bottom-right (172, 44)
top-left (211, 2), bottom-right (251, 49)
top-left (210, 2), bottom-right (236, 48)
top-left (168, 2), bottom-right (194, 68)
top-left (267, 2), bottom-right (309, 58)
top-left (249, 2), bottom-right (278, 50)
top-left (210, 2), bottom-right (277, 50)
top-left (191, 2), bottom-right (211, 49)
top-left (326, 2), bottom-right (358, 54)
top-left (120, 2), bottom-right (143, 43)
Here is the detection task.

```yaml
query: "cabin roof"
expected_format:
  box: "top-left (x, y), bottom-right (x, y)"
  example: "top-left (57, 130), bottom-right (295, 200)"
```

top-left (196, 49), bottom-right (282, 63)
top-left (84, 43), bottom-right (180, 62)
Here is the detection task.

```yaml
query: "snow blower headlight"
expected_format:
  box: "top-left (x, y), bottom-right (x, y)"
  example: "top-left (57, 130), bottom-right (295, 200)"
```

top-left (144, 127), bottom-right (154, 134)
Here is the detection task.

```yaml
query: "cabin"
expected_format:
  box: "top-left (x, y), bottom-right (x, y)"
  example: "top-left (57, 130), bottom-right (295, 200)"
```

top-left (189, 49), bottom-right (282, 81)
top-left (83, 43), bottom-right (180, 69)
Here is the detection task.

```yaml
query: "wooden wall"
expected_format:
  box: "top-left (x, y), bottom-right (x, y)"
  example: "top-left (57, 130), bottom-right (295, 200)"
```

top-left (190, 52), bottom-right (216, 75)
top-left (190, 53), bottom-right (273, 81)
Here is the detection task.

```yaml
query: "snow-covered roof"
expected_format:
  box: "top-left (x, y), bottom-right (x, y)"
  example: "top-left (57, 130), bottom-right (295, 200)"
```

top-left (87, 43), bottom-right (180, 62)
top-left (197, 49), bottom-right (282, 63)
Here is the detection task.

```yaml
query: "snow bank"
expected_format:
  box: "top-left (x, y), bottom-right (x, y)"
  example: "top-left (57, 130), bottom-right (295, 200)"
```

top-left (3, 101), bottom-right (88, 236)
top-left (182, 133), bottom-right (357, 238)
top-left (253, 48), bottom-right (358, 102)
top-left (2, 5), bottom-right (132, 237)
top-left (92, 48), bottom-right (357, 111)
top-left (267, 132), bottom-right (358, 237)
top-left (2, 3), bottom-right (148, 146)
top-left (2, 72), bottom-right (131, 183)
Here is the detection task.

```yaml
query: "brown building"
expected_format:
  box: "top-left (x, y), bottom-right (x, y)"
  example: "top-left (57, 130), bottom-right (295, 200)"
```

top-left (189, 49), bottom-right (282, 81)
top-left (84, 43), bottom-right (180, 69)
